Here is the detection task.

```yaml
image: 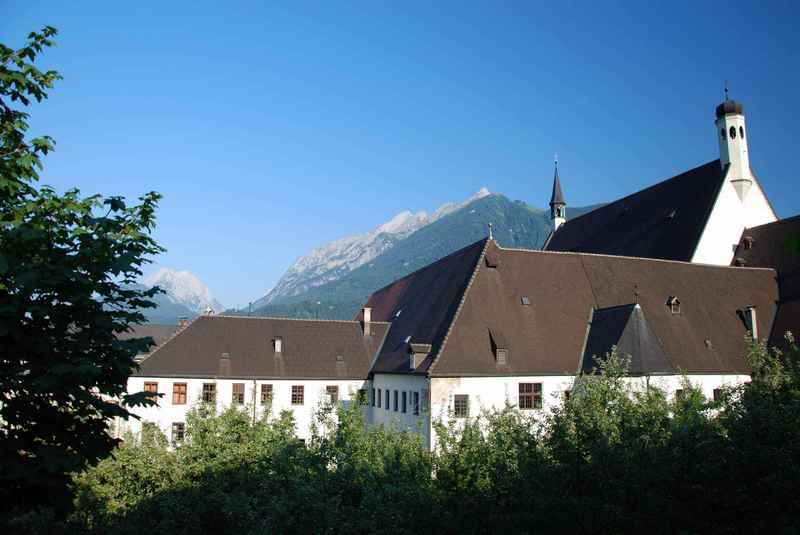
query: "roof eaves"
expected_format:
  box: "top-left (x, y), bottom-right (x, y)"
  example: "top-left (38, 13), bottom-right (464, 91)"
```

top-left (135, 318), bottom-right (194, 366)
top-left (427, 238), bottom-right (492, 376)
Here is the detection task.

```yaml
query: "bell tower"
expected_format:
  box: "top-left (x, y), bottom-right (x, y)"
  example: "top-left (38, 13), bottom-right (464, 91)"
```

top-left (549, 156), bottom-right (567, 232)
top-left (715, 87), bottom-right (752, 202)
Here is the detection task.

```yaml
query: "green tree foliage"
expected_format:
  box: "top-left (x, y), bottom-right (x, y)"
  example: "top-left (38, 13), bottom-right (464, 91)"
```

top-left (0, 28), bottom-right (163, 522)
top-left (65, 339), bottom-right (800, 534)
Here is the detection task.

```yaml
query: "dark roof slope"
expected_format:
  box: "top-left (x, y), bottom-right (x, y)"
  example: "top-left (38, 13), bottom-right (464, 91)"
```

top-left (546, 160), bottom-right (727, 261)
top-left (118, 324), bottom-right (181, 352)
top-left (137, 316), bottom-right (388, 379)
top-left (733, 215), bottom-right (800, 347)
top-left (362, 239), bottom-right (487, 374)
top-left (425, 240), bottom-right (777, 376)
top-left (581, 304), bottom-right (672, 375)
top-left (550, 164), bottom-right (566, 206)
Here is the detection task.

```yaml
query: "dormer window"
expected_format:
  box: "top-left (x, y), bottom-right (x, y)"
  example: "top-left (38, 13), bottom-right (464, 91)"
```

top-left (273, 336), bottom-right (283, 353)
top-left (521, 296), bottom-right (530, 306)
top-left (743, 235), bottom-right (754, 250)
top-left (666, 296), bottom-right (681, 315)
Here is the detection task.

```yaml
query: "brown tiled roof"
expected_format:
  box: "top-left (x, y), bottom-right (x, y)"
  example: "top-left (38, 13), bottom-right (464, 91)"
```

top-left (118, 324), bottom-right (181, 351)
top-left (545, 160), bottom-right (727, 261)
top-left (362, 239), bottom-right (488, 375)
top-left (136, 316), bottom-right (389, 379)
top-left (732, 215), bottom-right (800, 347)
top-left (369, 239), bottom-right (778, 377)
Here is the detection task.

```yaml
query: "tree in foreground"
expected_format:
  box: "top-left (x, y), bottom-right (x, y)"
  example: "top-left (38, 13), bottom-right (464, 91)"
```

top-left (0, 27), bottom-right (163, 522)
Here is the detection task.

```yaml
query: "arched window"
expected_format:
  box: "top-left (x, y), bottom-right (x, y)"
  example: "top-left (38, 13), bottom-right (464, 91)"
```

top-left (729, 126), bottom-right (737, 139)
top-left (739, 126), bottom-right (744, 139)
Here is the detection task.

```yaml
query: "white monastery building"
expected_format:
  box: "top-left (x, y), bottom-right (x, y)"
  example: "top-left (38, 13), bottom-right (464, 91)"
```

top-left (123, 97), bottom-right (798, 448)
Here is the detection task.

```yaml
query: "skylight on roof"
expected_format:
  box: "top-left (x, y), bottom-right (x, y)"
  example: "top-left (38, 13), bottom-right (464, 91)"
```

top-left (395, 309), bottom-right (402, 318)
top-left (404, 335), bottom-right (411, 344)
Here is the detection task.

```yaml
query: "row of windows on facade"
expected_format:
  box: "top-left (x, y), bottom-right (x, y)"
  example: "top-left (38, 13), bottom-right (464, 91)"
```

top-left (143, 381), bottom-right (341, 406)
top-left (369, 383), bottom-right (547, 419)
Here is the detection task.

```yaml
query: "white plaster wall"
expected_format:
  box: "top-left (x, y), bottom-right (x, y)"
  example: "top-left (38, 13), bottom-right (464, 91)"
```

top-left (121, 376), bottom-right (366, 441)
top-left (368, 373), bottom-right (430, 445)
top-left (691, 174), bottom-right (776, 265)
top-left (626, 373), bottom-right (751, 398)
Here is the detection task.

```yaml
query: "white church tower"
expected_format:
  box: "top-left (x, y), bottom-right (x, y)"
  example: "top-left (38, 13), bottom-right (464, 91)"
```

top-left (715, 92), bottom-right (752, 202)
top-left (549, 158), bottom-right (567, 232)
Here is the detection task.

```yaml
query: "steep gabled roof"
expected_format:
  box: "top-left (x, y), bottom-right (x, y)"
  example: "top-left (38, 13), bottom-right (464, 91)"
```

top-left (546, 160), bottom-right (727, 261)
top-left (136, 316), bottom-right (388, 379)
top-left (363, 239), bottom-right (488, 374)
top-left (550, 163), bottom-right (566, 206)
top-left (421, 240), bottom-right (777, 376)
top-left (732, 214), bottom-right (800, 347)
top-left (581, 304), bottom-right (672, 375)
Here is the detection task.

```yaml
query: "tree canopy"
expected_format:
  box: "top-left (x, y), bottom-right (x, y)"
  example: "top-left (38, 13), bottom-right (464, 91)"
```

top-left (1, 27), bottom-right (164, 520)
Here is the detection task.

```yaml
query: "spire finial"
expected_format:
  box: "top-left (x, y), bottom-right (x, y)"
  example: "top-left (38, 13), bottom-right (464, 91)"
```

top-left (488, 222), bottom-right (493, 240)
top-left (724, 80), bottom-right (729, 101)
top-left (633, 284), bottom-right (639, 305)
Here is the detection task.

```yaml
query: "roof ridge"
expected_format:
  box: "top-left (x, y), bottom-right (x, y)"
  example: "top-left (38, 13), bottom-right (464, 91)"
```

top-left (427, 237), bottom-right (492, 376)
top-left (495, 242), bottom-right (777, 272)
top-left (365, 238), bottom-right (489, 297)
top-left (745, 213), bottom-right (800, 233)
top-left (210, 314), bottom-right (390, 325)
top-left (550, 159), bottom-right (721, 234)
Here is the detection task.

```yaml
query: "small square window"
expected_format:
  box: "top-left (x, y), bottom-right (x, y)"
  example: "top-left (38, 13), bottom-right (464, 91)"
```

top-left (260, 384), bottom-right (273, 405)
top-left (521, 296), bottom-right (530, 305)
top-left (454, 395), bottom-right (469, 418)
top-left (171, 422), bottom-right (185, 444)
top-left (519, 383), bottom-right (542, 410)
top-left (172, 382), bottom-right (187, 405)
top-left (202, 383), bottom-right (216, 403)
top-left (326, 385), bottom-right (339, 404)
top-left (232, 383), bottom-right (245, 405)
top-left (291, 385), bottom-right (304, 405)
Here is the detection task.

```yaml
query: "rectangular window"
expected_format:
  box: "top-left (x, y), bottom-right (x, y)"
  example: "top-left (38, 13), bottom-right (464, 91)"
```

top-left (377, 388), bottom-right (382, 408)
top-left (260, 384), bottom-right (273, 405)
top-left (519, 383), bottom-right (543, 410)
top-left (454, 394), bottom-right (469, 418)
top-left (232, 383), bottom-right (245, 405)
top-left (172, 382), bottom-right (187, 405)
top-left (144, 381), bottom-right (158, 401)
top-left (675, 389), bottom-right (685, 401)
top-left (171, 422), bottom-right (185, 443)
top-left (402, 391), bottom-right (407, 413)
top-left (713, 388), bottom-right (723, 402)
top-left (202, 383), bottom-right (216, 403)
top-left (413, 391), bottom-right (420, 415)
top-left (291, 385), bottom-right (304, 405)
top-left (326, 385), bottom-right (339, 404)
top-left (563, 390), bottom-right (571, 402)
top-left (421, 389), bottom-right (429, 413)
top-left (393, 390), bottom-right (398, 411)
top-left (385, 390), bottom-right (390, 410)
top-left (371, 388), bottom-right (376, 407)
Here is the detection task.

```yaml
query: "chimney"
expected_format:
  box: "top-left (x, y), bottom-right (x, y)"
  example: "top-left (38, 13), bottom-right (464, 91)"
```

top-left (744, 306), bottom-right (758, 340)
top-left (362, 307), bottom-right (372, 336)
top-left (274, 336), bottom-right (283, 354)
top-left (178, 316), bottom-right (189, 328)
top-left (219, 352), bottom-right (230, 376)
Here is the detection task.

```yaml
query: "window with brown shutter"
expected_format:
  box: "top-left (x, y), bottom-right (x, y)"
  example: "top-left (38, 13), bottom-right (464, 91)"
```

top-left (519, 383), bottom-right (543, 410)
top-left (326, 385), bottom-right (339, 404)
top-left (260, 384), bottom-right (273, 405)
top-left (144, 381), bottom-right (158, 401)
top-left (232, 383), bottom-right (245, 405)
top-left (172, 382), bottom-right (187, 405)
top-left (202, 383), bottom-right (216, 403)
top-left (291, 385), bottom-right (304, 405)
top-left (454, 395), bottom-right (469, 418)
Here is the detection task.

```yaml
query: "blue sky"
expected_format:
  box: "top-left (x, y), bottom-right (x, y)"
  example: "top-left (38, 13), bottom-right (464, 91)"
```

top-left (3, 1), bottom-right (799, 307)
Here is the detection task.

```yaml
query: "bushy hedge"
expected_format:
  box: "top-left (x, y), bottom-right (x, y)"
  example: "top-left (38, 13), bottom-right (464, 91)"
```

top-left (9, 337), bottom-right (800, 534)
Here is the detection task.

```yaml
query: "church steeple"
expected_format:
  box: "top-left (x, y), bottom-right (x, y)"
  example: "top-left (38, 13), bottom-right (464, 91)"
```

top-left (715, 85), bottom-right (752, 202)
top-left (549, 157), bottom-right (567, 231)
